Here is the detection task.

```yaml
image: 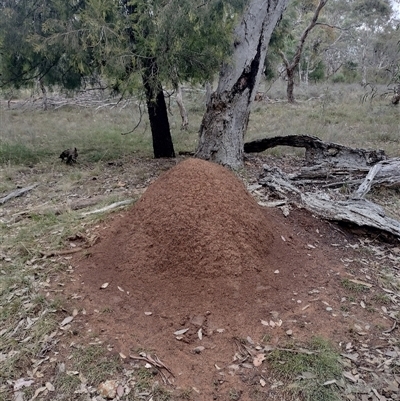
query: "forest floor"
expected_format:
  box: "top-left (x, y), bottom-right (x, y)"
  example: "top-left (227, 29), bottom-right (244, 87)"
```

top-left (1, 153), bottom-right (399, 401)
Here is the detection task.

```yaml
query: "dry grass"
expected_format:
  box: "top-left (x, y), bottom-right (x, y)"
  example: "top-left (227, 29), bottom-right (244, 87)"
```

top-left (248, 81), bottom-right (400, 157)
top-left (1, 82), bottom-right (399, 166)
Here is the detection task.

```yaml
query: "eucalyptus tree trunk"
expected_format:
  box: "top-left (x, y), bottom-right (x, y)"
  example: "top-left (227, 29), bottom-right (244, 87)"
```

top-left (279, 0), bottom-right (328, 103)
top-left (175, 85), bottom-right (189, 130)
top-left (195, 0), bottom-right (289, 169)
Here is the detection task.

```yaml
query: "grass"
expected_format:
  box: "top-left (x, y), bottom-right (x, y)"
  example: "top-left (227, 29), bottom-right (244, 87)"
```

top-left (341, 278), bottom-right (371, 293)
top-left (0, 82), bottom-right (399, 400)
top-left (266, 337), bottom-right (342, 401)
top-left (1, 82), bottom-right (399, 167)
top-left (71, 345), bottom-right (121, 385)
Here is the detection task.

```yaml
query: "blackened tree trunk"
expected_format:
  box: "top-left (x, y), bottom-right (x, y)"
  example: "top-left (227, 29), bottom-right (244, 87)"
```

top-left (195, 0), bottom-right (289, 169)
top-left (142, 59), bottom-right (175, 158)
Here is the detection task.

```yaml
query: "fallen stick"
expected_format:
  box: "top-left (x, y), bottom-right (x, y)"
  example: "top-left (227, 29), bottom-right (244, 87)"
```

top-left (130, 354), bottom-right (174, 384)
top-left (352, 163), bottom-right (382, 199)
top-left (81, 199), bottom-right (134, 216)
top-left (0, 184), bottom-right (38, 205)
top-left (41, 248), bottom-right (83, 258)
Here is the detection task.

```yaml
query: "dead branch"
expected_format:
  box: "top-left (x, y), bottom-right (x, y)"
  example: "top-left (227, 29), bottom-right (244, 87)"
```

top-left (41, 248), bottom-right (83, 258)
top-left (81, 199), bottom-right (134, 217)
top-left (253, 142), bottom-right (400, 238)
top-left (121, 101), bottom-right (144, 135)
top-left (353, 163), bottom-right (382, 199)
top-left (0, 184), bottom-right (38, 205)
top-left (244, 135), bottom-right (386, 167)
top-left (130, 354), bottom-right (174, 385)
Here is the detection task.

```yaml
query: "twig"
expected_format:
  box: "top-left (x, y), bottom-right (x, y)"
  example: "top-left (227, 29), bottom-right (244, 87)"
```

top-left (121, 101), bottom-right (144, 135)
top-left (41, 248), bottom-right (83, 258)
top-left (130, 354), bottom-right (174, 384)
top-left (81, 199), bottom-right (134, 216)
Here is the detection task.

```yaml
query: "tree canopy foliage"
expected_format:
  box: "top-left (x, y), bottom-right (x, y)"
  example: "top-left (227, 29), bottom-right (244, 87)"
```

top-left (0, 0), bottom-right (244, 92)
top-left (265, 0), bottom-right (399, 91)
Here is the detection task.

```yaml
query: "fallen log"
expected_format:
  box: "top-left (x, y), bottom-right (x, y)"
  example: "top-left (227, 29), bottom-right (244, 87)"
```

top-left (244, 135), bottom-right (386, 167)
top-left (256, 161), bottom-right (400, 239)
top-left (301, 194), bottom-right (400, 238)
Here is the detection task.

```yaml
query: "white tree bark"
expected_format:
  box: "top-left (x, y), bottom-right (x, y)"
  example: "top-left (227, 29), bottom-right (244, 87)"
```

top-left (175, 86), bottom-right (188, 130)
top-left (195, 0), bottom-right (289, 169)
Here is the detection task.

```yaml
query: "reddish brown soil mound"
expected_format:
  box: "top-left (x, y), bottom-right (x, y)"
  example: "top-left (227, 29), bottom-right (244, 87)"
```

top-left (103, 158), bottom-right (273, 279)
top-left (67, 158), bottom-right (389, 399)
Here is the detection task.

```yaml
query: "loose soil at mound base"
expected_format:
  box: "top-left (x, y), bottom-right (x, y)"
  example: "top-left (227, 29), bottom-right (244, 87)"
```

top-left (64, 158), bottom-right (394, 400)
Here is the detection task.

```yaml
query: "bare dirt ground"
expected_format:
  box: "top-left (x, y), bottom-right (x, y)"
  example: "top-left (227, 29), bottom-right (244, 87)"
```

top-left (64, 157), bottom-right (399, 400)
top-left (2, 155), bottom-right (400, 401)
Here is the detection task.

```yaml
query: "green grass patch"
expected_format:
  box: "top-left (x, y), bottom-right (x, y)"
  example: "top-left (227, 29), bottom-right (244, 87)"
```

top-left (266, 337), bottom-right (342, 401)
top-left (341, 278), bottom-right (370, 293)
top-left (0, 141), bottom-right (51, 165)
top-left (372, 293), bottom-right (392, 304)
top-left (71, 345), bottom-right (121, 385)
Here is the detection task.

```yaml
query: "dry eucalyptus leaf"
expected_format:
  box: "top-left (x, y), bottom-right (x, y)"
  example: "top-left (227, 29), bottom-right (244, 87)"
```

top-left (100, 282), bottom-right (109, 289)
top-left (323, 379), bottom-right (337, 386)
top-left (45, 382), bottom-right (55, 391)
top-left (261, 320), bottom-right (269, 326)
top-left (30, 386), bottom-right (47, 400)
top-left (253, 354), bottom-right (265, 367)
top-left (174, 328), bottom-right (189, 336)
top-left (14, 378), bottom-right (34, 391)
top-left (60, 316), bottom-right (73, 327)
top-left (117, 385), bottom-right (124, 397)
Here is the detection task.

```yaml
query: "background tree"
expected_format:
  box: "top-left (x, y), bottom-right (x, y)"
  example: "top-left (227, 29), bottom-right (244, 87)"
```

top-left (320, 0), bottom-right (394, 84)
top-left (0, 0), bottom-right (243, 157)
top-left (0, 0), bottom-right (89, 109)
top-left (195, 0), bottom-right (290, 168)
top-left (277, 0), bottom-right (329, 102)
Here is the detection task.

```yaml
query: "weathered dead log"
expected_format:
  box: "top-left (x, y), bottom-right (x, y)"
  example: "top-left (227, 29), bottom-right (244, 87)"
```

top-left (352, 158), bottom-right (400, 198)
top-left (256, 161), bottom-right (400, 238)
top-left (260, 166), bottom-right (302, 195)
top-left (0, 184), bottom-right (38, 205)
top-left (292, 165), bottom-right (369, 181)
top-left (244, 135), bottom-right (386, 167)
top-left (302, 194), bottom-right (400, 238)
top-left (352, 164), bottom-right (382, 199)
